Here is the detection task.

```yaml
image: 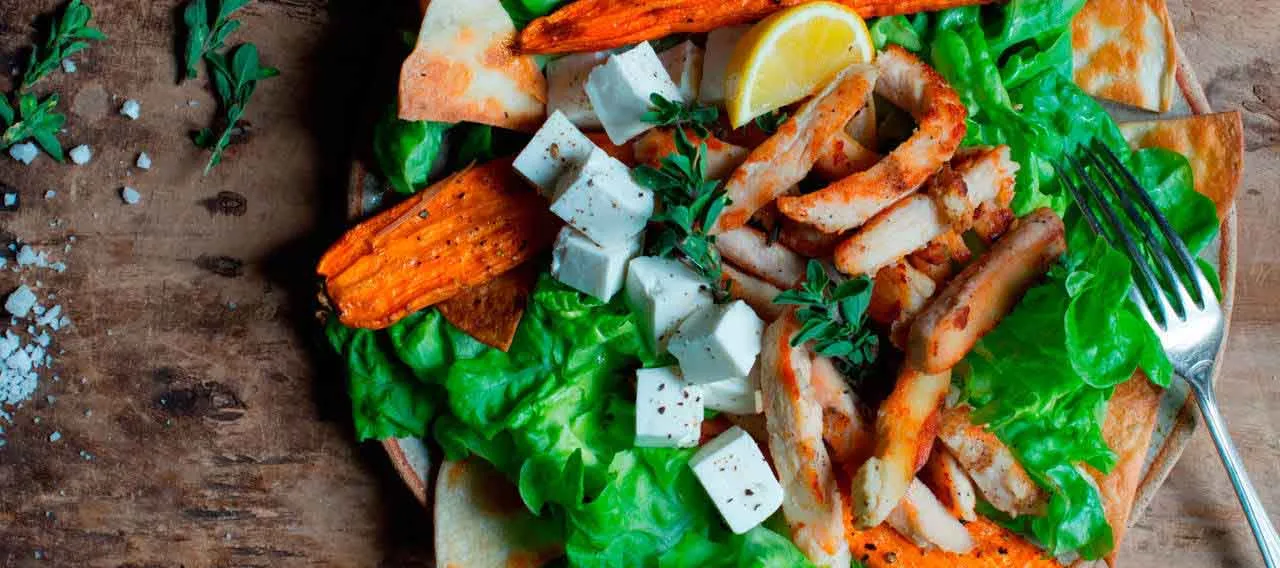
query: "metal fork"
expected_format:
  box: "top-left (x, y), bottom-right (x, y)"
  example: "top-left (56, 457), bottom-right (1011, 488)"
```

top-left (1061, 141), bottom-right (1279, 567)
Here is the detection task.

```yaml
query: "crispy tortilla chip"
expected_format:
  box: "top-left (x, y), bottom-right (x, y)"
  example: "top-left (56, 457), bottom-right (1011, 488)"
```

top-left (1119, 111), bottom-right (1244, 218)
top-left (1083, 373), bottom-right (1162, 568)
top-left (1071, 0), bottom-right (1177, 112)
top-left (400, 0), bottom-right (547, 131)
top-left (437, 263), bottom-right (537, 352)
top-left (435, 459), bottom-right (562, 568)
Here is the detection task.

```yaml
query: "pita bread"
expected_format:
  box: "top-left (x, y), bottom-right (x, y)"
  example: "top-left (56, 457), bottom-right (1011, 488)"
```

top-left (400, 0), bottom-right (546, 131)
top-left (1119, 111), bottom-right (1244, 219)
top-left (1083, 374), bottom-right (1163, 568)
top-left (437, 263), bottom-right (537, 352)
top-left (434, 459), bottom-right (562, 568)
top-left (1072, 0), bottom-right (1177, 112)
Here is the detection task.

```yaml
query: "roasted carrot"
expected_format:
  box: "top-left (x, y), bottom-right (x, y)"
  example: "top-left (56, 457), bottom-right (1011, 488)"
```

top-left (437, 263), bottom-right (538, 352)
top-left (845, 513), bottom-right (1064, 568)
top-left (518, 0), bottom-right (995, 54)
top-left (318, 159), bottom-right (559, 329)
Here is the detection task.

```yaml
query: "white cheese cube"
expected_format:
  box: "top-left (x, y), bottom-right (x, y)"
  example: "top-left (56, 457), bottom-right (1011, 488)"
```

top-left (549, 148), bottom-right (653, 247)
top-left (547, 52), bottom-right (607, 129)
top-left (690, 426), bottom-right (784, 534)
top-left (551, 227), bottom-right (642, 301)
top-left (701, 376), bottom-right (763, 415)
top-left (513, 110), bottom-right (597, 194)
top-left (625, 256), bottom-right (714, 351)
top-left (699, 26), bottom-right (749, 105)
top-left (635, 366), bottom-right (704, 448)
top-left (669, 301), bottom-right (764, 384)
top-left (585, 42), bottom-right (684, 145)
top-left (659, 41), bottom-right (704, 102)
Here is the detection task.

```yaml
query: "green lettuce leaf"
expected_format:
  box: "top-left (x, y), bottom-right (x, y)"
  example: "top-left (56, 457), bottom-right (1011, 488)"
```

top-left (327, 318), bottom-right (438, 440)
top-left (372, 109), bottom-right (447, 195)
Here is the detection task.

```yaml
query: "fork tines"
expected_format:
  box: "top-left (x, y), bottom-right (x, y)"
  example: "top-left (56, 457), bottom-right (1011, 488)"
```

top-left (1058, 141), bottom-right (1217, 328)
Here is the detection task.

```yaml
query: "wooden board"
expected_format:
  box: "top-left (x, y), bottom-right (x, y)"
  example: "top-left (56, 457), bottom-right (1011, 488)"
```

top-left (0, 1), bottom-right (1274, 567)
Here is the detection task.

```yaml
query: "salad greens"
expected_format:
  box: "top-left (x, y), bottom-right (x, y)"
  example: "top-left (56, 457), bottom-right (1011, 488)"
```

top-left (372, 111), bottom-right (448, 195)
top-left (327, 277), bottom-right (812, 564)
top-left (873, 1), bottom-right (1220, 559)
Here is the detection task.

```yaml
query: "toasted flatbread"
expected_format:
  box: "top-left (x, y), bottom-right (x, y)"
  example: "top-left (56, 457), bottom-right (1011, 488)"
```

top-left (1072, 0), bottom-right (1177, 112)
top-left (435, 459), bottom-right (562, 568)
top-left (400, 0), bottom-right (547, 131)
top-left (1119, 111), bottom-right (1245, 218)
top-left (437, 263), bottom-right (537, 352)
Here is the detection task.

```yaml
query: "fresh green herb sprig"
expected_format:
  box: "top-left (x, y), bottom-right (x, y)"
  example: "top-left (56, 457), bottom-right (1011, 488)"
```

top-left (182, 0), bottom-right (250, 81)
top-left (632, 127), bottom-right (731, 300)
top-left (19, 0), bottom-right (105, 91)
top-left (753, 109), bottom-right (789, 135)
top-left (193, 43), bottom-right (278, 174)
top-left (774, 260), bottom-right (879, 378)
top-left (640, 94), bottom-right (719, 137)
top-left (0, 93), bottom-right (67, 161)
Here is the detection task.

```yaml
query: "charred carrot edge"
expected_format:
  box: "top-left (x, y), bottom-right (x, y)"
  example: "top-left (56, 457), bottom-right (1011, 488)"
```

top-left (318, 159), bottom-right (559, 329)
top-left (519, 0), bottom-right (994, 54)
top-left (845, 515), bottom-right (1064, 568)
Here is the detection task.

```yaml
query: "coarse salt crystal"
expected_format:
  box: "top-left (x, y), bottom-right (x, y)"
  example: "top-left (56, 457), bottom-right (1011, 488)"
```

top-left (136, 152), bottom-right (151, 170)
top-left (8, 143), bottom-right (38, 165)
top-left (48, 431), bottom-right (60, 442)
top-left (120, 187), bottom-right (141, 205)
top-left (61, 59), bottom-right (77, 73)
top-left (44, 190), bottom-right (55, 199)
top-left (5, 286), bottom-right (37, 318)
top-left (120, 99), bottom-right (141, 120)
top-left (69, 145), bottom-right (92, 165)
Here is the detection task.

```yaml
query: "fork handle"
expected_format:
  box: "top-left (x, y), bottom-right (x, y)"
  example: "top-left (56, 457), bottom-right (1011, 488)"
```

top-left (1188, 363), bottom-right (1280, 568)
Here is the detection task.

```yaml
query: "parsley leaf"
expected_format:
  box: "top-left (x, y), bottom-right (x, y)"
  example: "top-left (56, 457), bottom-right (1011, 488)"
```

top-left (632, 127), bottom-right (731, 300)
top-left (774, 260), bottom-right (879, 379)
top-left (20, 0), bottom-right (106, 91)
top-left (193, 43), bottom-right (278, 174)
top-left (753, 109), bottom-right (789, 135)
top-left (640, 94), bottom-right (720, 137)
top-left (0, 93), bottom-right (67, 161)
top-left (181, 0), bottom-right (250, 82)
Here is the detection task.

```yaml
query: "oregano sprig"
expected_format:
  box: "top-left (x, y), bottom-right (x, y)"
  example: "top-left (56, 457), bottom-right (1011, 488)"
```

top-left (754, 109), bottom-right (790, 135)
top-left (774, 260), bottom-right (879, 379)
top-left (182, 0), bottom-right (250, 81)
top-left (20, 0), bottom-right (105, 91)
top-left (0, 93), bottom-right (67, 161)
top-left (193, 43), bottom-right (278, 174)
top-left (640, 94), bottom-right (720, 137)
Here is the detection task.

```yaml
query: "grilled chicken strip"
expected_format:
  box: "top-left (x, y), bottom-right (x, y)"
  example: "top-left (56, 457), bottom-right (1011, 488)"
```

top-left (760, 310), bottom-right (853, 567)
top-left (920, 445), bottom-right (978, 522)
top-left (721, 263), bottom-right (786, 322)
top-left (811, 354), bottom-right (874, 469)
top-left (715, 227), bottom-right (807, 289)
top-left (713, 64), bottom-right (877, 233)
top-left (868, 261), bottom-right (939, 348)
top-left (777, 46), bottom-right (967, 233)
top-left (849, 365), bottom-right (951, 528)
top-left (812, 131), bottom-right (882, 181)
top-left (938, 405), bottom-right (1048, 517)
top-left (885, 478), bottom-right (976, 554)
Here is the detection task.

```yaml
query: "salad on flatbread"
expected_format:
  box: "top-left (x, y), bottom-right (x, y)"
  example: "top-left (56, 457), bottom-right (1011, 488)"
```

top-left (319, 0), bottom-right (1243, 566)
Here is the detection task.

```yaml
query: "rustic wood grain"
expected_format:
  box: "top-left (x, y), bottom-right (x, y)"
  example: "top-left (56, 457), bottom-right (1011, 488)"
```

top-left (0, 1), bottom-right (1274, 567)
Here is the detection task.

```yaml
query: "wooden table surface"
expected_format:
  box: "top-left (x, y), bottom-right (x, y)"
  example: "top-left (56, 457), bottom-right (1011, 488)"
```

top-left (0, 1), bottom-right (1275, 566)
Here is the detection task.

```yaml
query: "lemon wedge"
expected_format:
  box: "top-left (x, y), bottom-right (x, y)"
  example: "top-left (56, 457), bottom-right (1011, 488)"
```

top-left (724, 2), bottom-right (875, 128)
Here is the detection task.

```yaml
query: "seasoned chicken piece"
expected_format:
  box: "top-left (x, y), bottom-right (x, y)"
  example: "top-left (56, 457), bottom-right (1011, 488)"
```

top-left (713, 64), bottom-right (878, 233)
top-left (907, 209), bottom-right (1066, 373)
top-left (850, 365), bottom-right (951, 528)
top-left (777, 46), bottom-right (967, 232)
top-left (938, 405), bottom-right (1047, 517)
top-left (971, 202), bottom-right (1016, 244)
top-left (813, 131), bottom-right (882, 181)
top-left (919, 445), bottom-right (978, 522)
top-left (716, 227), bottom-right (807, 289)
top-left (834, 145), bottom-right (1018, 276)
top-left (868, 261), bottom-right (938, 348)
top-left (721, 264), bottom-right (786, 322)
top-left (778, 217), bottom-right (847, 258)
top-left (760, 310), bottom-right (853, 567)
top-left (633, 128), bottom-right (749, 180)
top-left (885, 479), bottom-right (976, 554)
top-left (906, 230), bottom-right (971, 283)
top-left (811, 355), bottom-right (874, 470)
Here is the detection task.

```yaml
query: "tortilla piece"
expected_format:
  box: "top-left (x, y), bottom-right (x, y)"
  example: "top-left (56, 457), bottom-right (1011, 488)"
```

top-left (1071, 0), bottom-right (1177, 112)
top-left (1119, 111), bottom-right (1244, 219)
top-left (435, 459), bottom-right (562, 568)
top-left (1083, 373), bottom-right (1162, 568)
top-left (400, 0), bottom-right (547, 131)
top-left (437, 263), bottom-right (537, 352)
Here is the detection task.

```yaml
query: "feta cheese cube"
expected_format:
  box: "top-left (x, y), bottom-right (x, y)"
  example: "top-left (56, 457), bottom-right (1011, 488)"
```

top-left (549, 148), bottom-right (653, 247)
top-left (551, 227), bottom-right (642, 301)
top-left (546, 52), bottom-right (607, 129)
top-left (659, 41), bottom-right (704, 102)
top-left (625, 256), bottom-right (714, 350)
top-left (690, 426), bottom-right (784, 534)
top-left (699, 26), bottom-right (749, 105)
top-left (120, 99), bottom-right (141, 120)
top-left (635, 366), bottom-right (704, 448)
top-left (669, 301), bottom-right (764, 384)
top-left (5, 285), bottom-right (37, 318)
top-left (701, 376), bottom-right (763, 415)
top-left (513, 110), bottom-right (596, 194)
top-left (585, 42), bottom-right (684, 145)
top-left (69, 145), bottom-right (93, 165)
top-left (9, 142), bottom-right (38, 165)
